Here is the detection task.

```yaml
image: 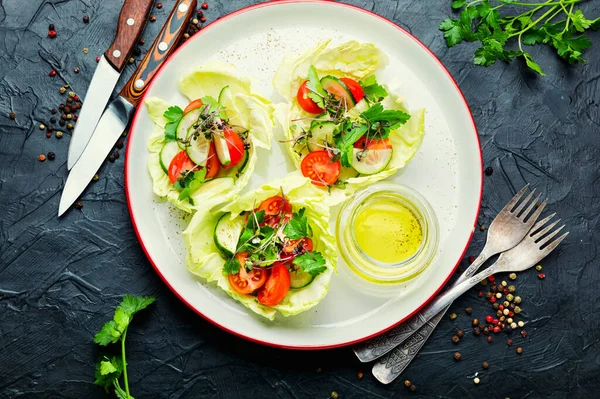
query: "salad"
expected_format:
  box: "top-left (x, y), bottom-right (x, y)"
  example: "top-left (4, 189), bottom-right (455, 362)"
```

top-left (146, 61), bottom-right (274, 212)
top-left (273, 40), bottom-right (425, 206)
top-left (183, 175), bottom-right (336, 320)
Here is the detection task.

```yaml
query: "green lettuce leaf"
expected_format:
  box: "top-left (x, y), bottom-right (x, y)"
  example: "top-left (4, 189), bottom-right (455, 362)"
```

top-left (183, 174), bottom-right (337, 320)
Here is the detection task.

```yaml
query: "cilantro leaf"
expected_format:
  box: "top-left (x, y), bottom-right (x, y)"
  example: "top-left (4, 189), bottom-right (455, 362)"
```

top-left (94, 356), bottom-right (123, 392)
top-left (306, 65), bottom-right (327, 110)
top-left (283, 208), bottom-right (309, 240)
top-left (163, 106), bottom-right (183, 142)
top-left (293, 252), bottom-right (327, 277)
top-left (359, 75), bottom-right (388, 103)
top-left (223, 256), bottom-right (241, 275)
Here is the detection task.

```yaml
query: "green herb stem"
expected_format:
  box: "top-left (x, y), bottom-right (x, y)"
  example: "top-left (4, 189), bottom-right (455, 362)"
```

top-left (121, 329), bottom-right (130, 399)
top-left (509, 5), bottom-right (559, 37)
top-left (499, 0), bottom-right (580, 6)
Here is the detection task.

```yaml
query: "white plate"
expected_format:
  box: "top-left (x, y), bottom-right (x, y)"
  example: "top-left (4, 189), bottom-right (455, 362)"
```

top-left (125, 0), bottom-right (482, 349)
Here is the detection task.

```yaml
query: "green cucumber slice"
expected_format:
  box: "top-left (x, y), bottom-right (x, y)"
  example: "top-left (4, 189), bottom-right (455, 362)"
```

top-left (212, 132), bottom-right (231, 166)
top-left (307, 121), bottom-right (337, 152)
top-left (176, 109), bottom-right (202, 150)
top-left (321, 76), bottom-right (356, 107)
top-left (185, 127), bottom-right (210, 166)
top-left (350, 148), bottom-right (393, 175)
top-left (346, 99), bottom-right (370, 119)
top-left (237, 148), bottom-right (249, 175)
top-left (290, 271), bottom-right (315, 289)
top-left (159, 141), bottom-right (180, 175)
top-left (214, 213), bottom-right (245, 258)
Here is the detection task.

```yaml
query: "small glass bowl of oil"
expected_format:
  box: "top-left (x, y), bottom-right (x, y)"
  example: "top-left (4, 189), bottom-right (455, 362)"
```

top-left (336, 182), bottom-right (439, 285)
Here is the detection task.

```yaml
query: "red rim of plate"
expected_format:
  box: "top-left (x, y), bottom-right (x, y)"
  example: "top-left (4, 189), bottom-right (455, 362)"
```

top-left (125, 0), bottom-right (483, 350)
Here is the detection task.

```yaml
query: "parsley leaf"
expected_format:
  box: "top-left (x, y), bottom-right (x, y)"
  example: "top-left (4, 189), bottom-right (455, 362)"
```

top-left (94, 356), bottom-right (123, 392)
top-left (283, 208), bottom-right (309, 239)
top-left (163, 106), bottom-right (183, 142)
top-left (338, 123), bottom-right (368, 167)
top-left (223, 256), bottom-right (241, 275)
top-left (360, 103), bottom-right (411, 131)
top-left (176, 168), bottom-right (208, 201)
top-left (306, 65), bottom-right (327, 110)
top-left (359, 75), bottom-right (388, 103)
top-left (293, 252), bottom-right (327, 277)
top-left (523, 53), bottom-right (545, 76)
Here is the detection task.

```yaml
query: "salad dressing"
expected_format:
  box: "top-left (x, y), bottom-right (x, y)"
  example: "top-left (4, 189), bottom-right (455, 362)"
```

top-left (353, 199), bottom-right (423, 264)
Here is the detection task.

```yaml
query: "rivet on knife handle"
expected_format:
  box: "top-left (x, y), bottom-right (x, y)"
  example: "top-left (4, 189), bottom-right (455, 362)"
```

top-left (120, 0), bottom-right (197, 106)
top-left (105, 0), bottom-right (155, 71)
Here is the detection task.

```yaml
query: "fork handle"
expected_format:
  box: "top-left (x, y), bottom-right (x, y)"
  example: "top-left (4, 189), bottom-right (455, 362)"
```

top-left (353, 247), bottom-right (493, 363)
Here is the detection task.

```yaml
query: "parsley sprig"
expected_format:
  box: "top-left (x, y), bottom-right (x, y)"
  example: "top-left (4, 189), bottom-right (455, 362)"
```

top-left (94, 295), bottom-right (156, 399)
top-left (440, 0), bottom-right (599, 75)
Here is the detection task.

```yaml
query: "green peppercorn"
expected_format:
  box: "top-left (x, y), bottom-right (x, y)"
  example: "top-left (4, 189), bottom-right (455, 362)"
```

top-left (535, 265), bottom-right (542, 271)
top-left (330, 392), bottom-right (338, 399)
top-left (514, 296), bottom-right (522, 304)
top-left (514, 306), bottom-right (522, 314)
top-left (509, 273), bottom-right (517, 280)
top-left (508, 285), bottom-right (516, 293)
top-left (55, 131), bottom-right (63, 139)
top-left (449, 313), bottom-right (457, 320)
top-left (92, 174), bottom-right (99, 182)
top-left (506, 294), bottom-right (514, 302)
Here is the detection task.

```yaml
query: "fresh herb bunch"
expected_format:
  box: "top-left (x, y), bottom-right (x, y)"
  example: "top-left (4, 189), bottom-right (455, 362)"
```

top-left (94, 295), bottom-right (156, 399)
top-left (440, 0), bottom-right (599, 75)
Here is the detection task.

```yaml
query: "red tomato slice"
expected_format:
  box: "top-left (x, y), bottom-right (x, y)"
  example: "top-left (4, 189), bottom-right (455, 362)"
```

top-left (222, 128), bottom-right (246, 169)
top-left (257, 262), bottom-right (290, 307)
top-left (183, 99), bottom-right (204, 114)
top-left (340, 78), bottom-right (365, 103)
top-left (300, 150), bottom-right (341, 186)
top-left (353, 137), bottom-right (392, 150)
top-left (205, 142), bottom-right (220, 179)
top-left (257, 196), bottom-right (293, 216)
top-left (168, 150), bottom-right (196, 184)
top-left (280, 238), bottom-right (314, 264)
top-left (296, 81), bottom-right (324, 114)
top-left (228, 252), bottom-right (268, 295)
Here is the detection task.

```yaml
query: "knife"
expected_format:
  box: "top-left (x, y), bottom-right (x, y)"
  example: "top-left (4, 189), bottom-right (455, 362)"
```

top-left (58, 0), bottom-right (197, 216)
top-left (67, 0), bottom-right (154, 170)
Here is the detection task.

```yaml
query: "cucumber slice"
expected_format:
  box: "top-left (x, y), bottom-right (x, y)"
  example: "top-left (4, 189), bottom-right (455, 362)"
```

top-left (159, 141), bottom-right (180, 175)
top-left (214, 213), bottom-right (245, 258)
top-left (218, 86), bottom-right (235, 120)
top-left (290, 271), bottom-right (315, 289)
top-left (237, 148), bottom-right (249, 175)
top-left (346, 99), bottom-right (370, 119)
top-left (321, 76), bottom-right (356, 107)
top-left (185, 127), bottom-right (210, 166)
top-left (350, 148), bottom-right (393, 175)
top-left (176, 109), bottom-right (202, 149)
top-left (307, 121), bottom-right (337, 152)
top-left (212, 132), bottom-right (231, 166)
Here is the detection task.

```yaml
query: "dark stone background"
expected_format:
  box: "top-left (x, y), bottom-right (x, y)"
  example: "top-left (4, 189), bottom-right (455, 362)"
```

top-left (1, 0), bottom-right (599, 398)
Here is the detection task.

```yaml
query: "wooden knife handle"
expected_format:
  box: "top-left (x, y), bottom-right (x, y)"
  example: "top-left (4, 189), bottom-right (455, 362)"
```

top-left (105, 0), bottom-right (154, 71)
top-left (120, 0), bottom-right (196, 106)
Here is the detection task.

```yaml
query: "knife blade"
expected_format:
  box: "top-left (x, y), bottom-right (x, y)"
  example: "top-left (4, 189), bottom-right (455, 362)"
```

top-left (59, 0), bottom-right (197, 216)
top-left (67, 0), bottom-right (154, 170)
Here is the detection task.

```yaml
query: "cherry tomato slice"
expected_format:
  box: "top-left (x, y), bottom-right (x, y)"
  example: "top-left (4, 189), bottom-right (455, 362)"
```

top-left (228, 252), bottom-right (268, 295)
top-left (280, 238), bottom-right (314, 264)
top-left (353, 137), bottom-right (392, 150)
top-left (257, 262), bottom-right (290, 307)
top-left (222, 128), bottom-right (246, 169)
top-left (300, 150), bottom-right (341, 186)
top-left (257, 196), bottom-right (293, 216)
top-left (296, 81), bottom-right (324, 114)
top-left (168, 150), bottom-right (196, 184)
top-left (183, 99), bottom-right (204, 114)
top-left (205, 142), bottom-right (220, 179)
top-left (340, 78), bottom-right (365, 103)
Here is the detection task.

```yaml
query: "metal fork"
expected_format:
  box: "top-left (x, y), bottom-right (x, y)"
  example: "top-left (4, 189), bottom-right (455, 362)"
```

top-left (353, 184), bottom-right (546, 363)
top-left (372, 213), bottom-right (568, 384)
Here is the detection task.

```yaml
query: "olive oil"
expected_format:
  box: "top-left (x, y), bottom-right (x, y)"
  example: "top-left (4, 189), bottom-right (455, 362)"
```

top-left (353, 198), bottom-right (423, 264)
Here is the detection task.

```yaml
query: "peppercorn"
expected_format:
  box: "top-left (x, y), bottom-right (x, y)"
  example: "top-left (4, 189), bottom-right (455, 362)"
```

top-left (452, 335), bottom-right (460, 344)
top-left (449, 313), bottom-right (457, 320)
top-left (73, 115), bottom-right (78, 121)
top-left (482, 361), bottom-right (489, 369)
top-left (453, 352), bottom-right (461, 361)
top-left (65, 105), bottom-right (71, 112)
top-left (473, 327), bottom-right (480, 336)
top-left (51, 108), bottom-right (57, 114)
top-left (128, 57), bottom-right (135, 64)
top-left (485, 315), bottom-right (492, 323)
top-left (200, 16), bottom-right (207, 23)
top-left (75, 201), bottom-right (83, 209)
top-left (134, 47), bottom-right (142, 56)
top-left (67, 123), bottom-right (73, 130)
top-left (59, 120), bottom-right (66, 127)
top-left (330, 392), bottom-right (338, 399)
top-left (538, 273), bottom-right (545, 279)
top-left (488, 275), bottom-right (495, 282)
top-left (48, 30), bottom-right (57, 38)
top-left (39, 124), bottom-right (45, 130)
top-left (83, 15), bottom-right (90, 23)
top-left (139, 38), bottom-right (145, 45)
top-left (521, 330), bottom-right (527, 337)
top-left (478, 291), bottom-right (483, 297)
top-left (183, 33), bottom-right (190, 39)
top-left (122, 130), bottom-right (128, 137)
top-left (404, 380), bottom-right (411, 388)
top-left (486, 292), bottom-right (493, 299)
top-left (74, 67), bottom-right (80, 73)
top-left (474, 377), bottom-right (480, 385)
top-left (96, 56), bottom-right (101, 62)
top-left (507, 317), bottom-right (513, 324)
top-left (49, 24), bottom-right (55, 30)
top-left (483, 326), bottom-right (489, 335)
top-left (156, 2), bottom-right (163, 8)
top-left (514, 306), bottom-right (521, 314)
top-left (201, 2), bottom-right (209, 9)
top-left (46, 125), bottom-right (53, 132)
top-left (487, 336), bottom-right (492, 343)
top-left (493, 303), bottom-right (499, 310)
top-left (496, 310), bottom-right (502, 317)
top-left (316, 368), bottom-right (322, 373)
top-left (490, 296), bottom-right (497, 303)
top-left (457, 329), bottom-right (465, 338)
top-left (115, 139), bottom-right (124, 149)
top-left (518, 321), bottom-right (524, 328)
top-left (480, 224), bottom-right (486, 231)
top-left (113, 150), bottom-right (119, 159)
top-left (504, 301), bottom-right (510, 307)
top-left (535, 265), bottom-right (542, 271)
top-left (75, 103), bottom-right (82, 109)
top-left (509, 303), bottom-right (516, 311)
top-left (150, 15), bottom-right (157, 22)
top-left (60, 87), bottom-right (66, 94)
top-left (409, 385), bottom-right (416, 392)
top-left (465, 307), bottom-right (472, 315)
top-left (501, 280), bottom-right (507, 287)
top-left (66, 114), bottom-right (72, 120)
top-left (108, 154), bottom-right (115, 163)
top-left (472, 318), bottom-right (479, 326)
top-left (47, 152), bottom-right (55, 161)
top-left (510, 322), bottom-right (517, 329)
top-left (38, 154), bottom-right (46, 162)
top-left (503, 309), bottom-right (509, 316)
top-left (193, 18), bottom-right (199, 24)
top-left (93, 174), bottom-right (99, 182)
top-left (480, 279), bottom-right (487, 286)
top-left (509, 273), bottom-right (517, 280)
top-left (83, 47), bottom-right (89, 54)
top-left (516, 347), bottom-right (523, 354)
top-left (485, 166), bottom-right (493, 176)
top-left (514, 296), bottom-right (521, 304)
top-left (49, 117), bottom-right (56, 124)
top-left (49, 69), bottom-right (57, 77)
